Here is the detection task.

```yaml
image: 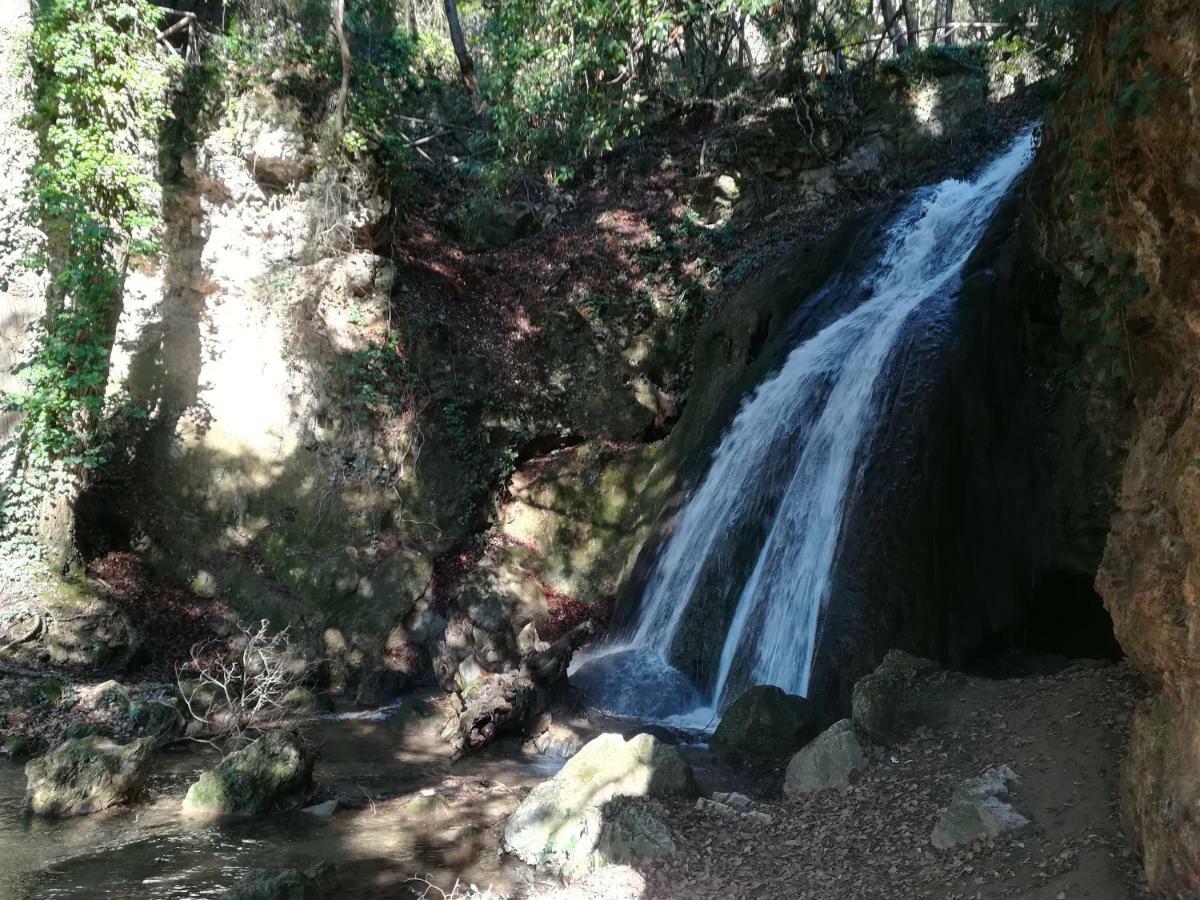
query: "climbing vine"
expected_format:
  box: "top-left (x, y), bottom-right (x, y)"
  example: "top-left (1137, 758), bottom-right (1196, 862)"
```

top-left (9, 0), bottom-right (173, 470)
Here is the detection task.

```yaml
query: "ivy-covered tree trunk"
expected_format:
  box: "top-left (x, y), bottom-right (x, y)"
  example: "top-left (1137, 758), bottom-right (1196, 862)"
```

top-left (1, 0), bottom-right (172, 573)
top-left (0, 1), bottom-right (52, 580)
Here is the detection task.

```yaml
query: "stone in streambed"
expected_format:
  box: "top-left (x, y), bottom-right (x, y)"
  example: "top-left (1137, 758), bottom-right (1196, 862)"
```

top-left (24, 736), bottom-right (156, 816)
top-left (183, 731), bottom-right (312, 817)
top-left (222, 864), bottom-right (333, 900)
top-left (931, 765), bottom-right (1030, 849)
top-left (502, 732), bottom-right (697, 877)
top-left (784, 718), bottom-right (866, 795)
top-left (710, 685), bottom-right (819, 763)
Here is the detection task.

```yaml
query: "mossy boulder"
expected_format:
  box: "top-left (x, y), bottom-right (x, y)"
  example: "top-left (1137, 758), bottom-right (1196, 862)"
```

top-left (24, 677), bottom-right (63, 707)
top-left (130, 699), bottom-right (184, 738)
top-left (851, 650), bottom-right (968, 746)
top-left (64, 722), bottom-right (114, 740)
top-left (1, 734), bottom-right (33, 760)
top-left (710, 685), bottom-right (819, 764)
top-left (183, 731), bottom-right (312, 817)
top-left (502, 732), bottom-right (697, 878)
top-left (24, 736), bottom-right (156, 816)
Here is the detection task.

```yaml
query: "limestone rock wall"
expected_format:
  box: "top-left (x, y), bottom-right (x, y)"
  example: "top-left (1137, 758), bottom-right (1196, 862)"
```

top-left (1043, 3), bottom-right (1200, 892)
top-left (86, 87), bottom-right (430, 691)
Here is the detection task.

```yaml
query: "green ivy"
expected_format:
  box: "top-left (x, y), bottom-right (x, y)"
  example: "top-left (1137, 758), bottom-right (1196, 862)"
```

top-left (8, 0), bottom-right (174, 470)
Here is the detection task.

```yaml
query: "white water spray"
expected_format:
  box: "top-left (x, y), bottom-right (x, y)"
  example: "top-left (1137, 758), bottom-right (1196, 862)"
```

top-left (574, 129), bottom-right (1037, 724)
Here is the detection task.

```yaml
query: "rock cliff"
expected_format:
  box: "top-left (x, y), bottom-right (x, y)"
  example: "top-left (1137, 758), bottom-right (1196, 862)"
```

top-left (1042, 2), bottom-right (1200, 892)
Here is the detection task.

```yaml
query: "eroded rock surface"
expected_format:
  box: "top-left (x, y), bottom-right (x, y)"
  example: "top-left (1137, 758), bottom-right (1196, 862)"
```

top-left (931, 765), bottom-right (1030, 849)
top-left (183, 731), bottom-right (312, 817)
top-left (24, 736), bottom-right (156, 816)
top-left (784, 718), bottom-right (866, 796)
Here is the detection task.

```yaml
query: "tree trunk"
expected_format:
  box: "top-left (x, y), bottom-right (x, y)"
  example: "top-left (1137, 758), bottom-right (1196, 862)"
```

top-left (943, 0), bottom-right (956, 44)
top-left (443, 0), bottom-right (481, 105)
top-left (880, 0), bottom-right (909, 54)
top-left (406, 0), bottom-right (419, 42)
top-left (331, 0), bottom-right (351, 132)
top-left (901, 0), bottom-right (919, 51)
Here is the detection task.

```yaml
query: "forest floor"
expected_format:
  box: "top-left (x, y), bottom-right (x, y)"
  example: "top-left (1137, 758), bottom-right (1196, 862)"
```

top-left (525, 661), bottom-right (1151, 900)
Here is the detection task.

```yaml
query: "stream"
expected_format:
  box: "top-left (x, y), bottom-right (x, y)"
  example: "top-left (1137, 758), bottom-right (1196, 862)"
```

top-left (0, 699), bottom-right (564, 899)
top-left (0, 697), bottom-right (733, 898)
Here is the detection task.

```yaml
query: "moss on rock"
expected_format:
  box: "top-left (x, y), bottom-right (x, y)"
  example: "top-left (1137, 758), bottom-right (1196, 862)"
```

top-left (183, 731), bottom-right (313, 818)
top-left (24, 736), bottom-right (156, 816)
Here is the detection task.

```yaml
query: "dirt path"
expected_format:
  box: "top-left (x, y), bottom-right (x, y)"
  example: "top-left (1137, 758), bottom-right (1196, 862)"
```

top-left (526, 662), bottom-right (1150, 900)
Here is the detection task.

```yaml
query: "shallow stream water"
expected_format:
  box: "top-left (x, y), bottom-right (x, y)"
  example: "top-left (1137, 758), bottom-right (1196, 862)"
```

top-left (0, 700), bottom-right (567, 899)
top-left (0, 696), bottom-right (733, 899)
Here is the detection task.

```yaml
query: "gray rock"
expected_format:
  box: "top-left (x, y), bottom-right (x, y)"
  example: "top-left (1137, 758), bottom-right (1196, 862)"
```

top-left (931, 765), bottom-right (1030, 849)
top-left (183, 731), bottom-right (312, 817)
top-left (301, 799), bottom-right (338, 817)
top-left (837, 135), bottom-right (892, 179)
top-left (695, 795), bottom-right (774, 825)
top-left (594, 799), bottom-right (677, 865)
top-left (784, 718), bottom-right (866, 795)
top-left (851, 650), bottom-right (968, 746)
top-left (502, 732), bottom-right (697, 877)
top-left (24, 736), bottom-right (156, 816)
top-left (714, 174), bottom-right (740, 200)
top-left (130, 699), bottom-right (184, 738)
top-left (235, 89), bottom-right (313, 186)
top-left (710, 685), bottom-right (819, 763)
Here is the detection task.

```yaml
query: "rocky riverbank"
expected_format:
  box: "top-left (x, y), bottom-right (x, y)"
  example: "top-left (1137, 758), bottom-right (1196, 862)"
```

top-left (521, 661), bottom-right (1149, 900)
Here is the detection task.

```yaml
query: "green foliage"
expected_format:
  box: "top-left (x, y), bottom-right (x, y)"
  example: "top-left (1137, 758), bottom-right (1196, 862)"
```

top-left (8, 0), bottom-right (174, 470)
top-left (332, 335), bottom-right (416, 422)
top-left (881, 42), bottom-right (986, 80)
top-left (481, 0), bottom-right (777, 171)
top-left (483, 0), bottom-right (660, 166)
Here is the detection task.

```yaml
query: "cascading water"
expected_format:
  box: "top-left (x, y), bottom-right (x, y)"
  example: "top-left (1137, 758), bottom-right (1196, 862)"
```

top-left (573, 128), bottom-right (1038, 727)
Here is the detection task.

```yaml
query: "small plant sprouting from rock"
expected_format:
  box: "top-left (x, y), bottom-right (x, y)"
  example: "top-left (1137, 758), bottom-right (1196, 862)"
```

top-left (176, 619), bottom-right (309, 749)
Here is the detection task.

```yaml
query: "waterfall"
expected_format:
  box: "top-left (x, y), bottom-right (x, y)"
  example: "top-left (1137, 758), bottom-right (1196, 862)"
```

top-left (573, 128), bottom-right (1037, 726)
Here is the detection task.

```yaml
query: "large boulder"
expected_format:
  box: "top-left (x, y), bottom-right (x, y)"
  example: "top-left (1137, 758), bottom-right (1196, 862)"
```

top-left (183, 731), bottom-right (312, 817)
top-left (710, 685), bottom-right (819, 763)
top-left (24, 736), bottom-right (156, 816)
top-left (502, 732), bottom-right (698, 877)
top-left (783, 718), bottom-right (866, 796)
top-left (931, 765), bottom-right (1030, 849)
top-left (851, 651), bottom-right (968, 746)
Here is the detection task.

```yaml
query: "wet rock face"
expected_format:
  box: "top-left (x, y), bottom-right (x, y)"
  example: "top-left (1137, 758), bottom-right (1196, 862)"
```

top-left (24, 736), bottom-right (156, 816)
top-left (183, 731), bottom-right (312, 818)
top-left (1041, 3), bottom-right (1200, 890)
